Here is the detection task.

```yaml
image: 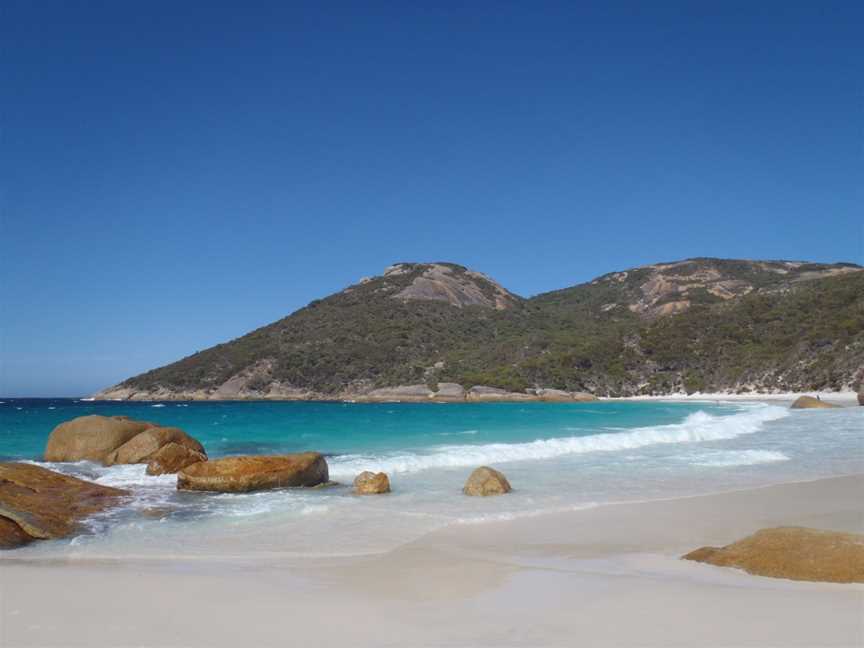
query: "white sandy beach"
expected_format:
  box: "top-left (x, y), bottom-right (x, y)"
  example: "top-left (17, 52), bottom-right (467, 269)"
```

top-left (610, 390), bottom-right (860, 405)
top-left (1, 473), bottom-right (862, 647)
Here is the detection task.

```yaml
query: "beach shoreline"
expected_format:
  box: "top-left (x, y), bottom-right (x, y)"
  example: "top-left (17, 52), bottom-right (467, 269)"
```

top-left (2, 473), bottom-right (862, 647)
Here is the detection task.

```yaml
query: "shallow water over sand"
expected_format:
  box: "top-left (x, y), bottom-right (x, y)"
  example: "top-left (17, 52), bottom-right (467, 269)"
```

top-left (1, 399), bottom-right (861, 558)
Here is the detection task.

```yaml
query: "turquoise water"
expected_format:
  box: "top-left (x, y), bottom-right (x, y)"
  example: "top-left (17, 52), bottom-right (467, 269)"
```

top-left (0, 398), bottom-right (731, 460)
top-left (1, 398), bottom-right (861, 558)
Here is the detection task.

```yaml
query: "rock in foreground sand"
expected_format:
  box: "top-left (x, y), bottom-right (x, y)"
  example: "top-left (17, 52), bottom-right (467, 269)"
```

top-left (0, 462), bottom-right (128, 549)
top-left (790, 395), bottom-right (840, 409)
top-left (353, 471), bottom-right (391, 494)
top-left (683, 526), bottom-right (864, 583)
top-left (177, 453), bottom-right (329, 493)
top-left (463, 466), bottom-right (512, 496)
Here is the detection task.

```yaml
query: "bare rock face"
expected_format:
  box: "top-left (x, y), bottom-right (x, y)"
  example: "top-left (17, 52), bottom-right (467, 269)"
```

top-left (353, 471), bottom-right (391, 495)
top-left (45, 415), bottom-right (153, 463)
top-left (534, 389), bottom-right (599, 402)
top-left (790, 395), bottom-right (840, 409)
top-left (146, 443), bottom-right (207, 476)
top-left (683, 527), bottom-right (864, 583)
top-left (0, 462), bottom-right (128, 549)
top-left (463, 466), bottom-right (512, 496)
top-left (105, 426), bottom-right (206, 466)
top-left (389, 263), bottom-right (519, 310)
top-left (360, 385), bottom-right (434, 402)
top-left (466, 386), bottom-right (534, 402)
top-left (433, 383), bottom-right (466, 401)
top-left (177, 453), bottom-right (329, 493)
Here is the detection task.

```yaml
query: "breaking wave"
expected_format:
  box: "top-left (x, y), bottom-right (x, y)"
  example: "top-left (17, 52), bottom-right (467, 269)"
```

top-left (329, 404), bottom-right (789, 477)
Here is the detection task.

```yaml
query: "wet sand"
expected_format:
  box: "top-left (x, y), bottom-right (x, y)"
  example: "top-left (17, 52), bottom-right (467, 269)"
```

top-left (1, 474), bottom-right (862, 647)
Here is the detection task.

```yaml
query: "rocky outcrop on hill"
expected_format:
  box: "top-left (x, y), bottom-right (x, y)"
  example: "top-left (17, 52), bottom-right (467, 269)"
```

top-left (388, 263), bottom-right (519, 310)
top-left (683, 527), bottom-right (864, 583)
top-left (45, 415), bottom-right (206, 468)
top-left (353, 471), bottom-right (391, 495)
top-left (177, 453), bottom-right (329, 493)
top-left (0, 462), bottom-right (128, 549)
top-left (790, 396), bottom-right (840, 409)
top-left (463, 466), bottom-right (512, 496)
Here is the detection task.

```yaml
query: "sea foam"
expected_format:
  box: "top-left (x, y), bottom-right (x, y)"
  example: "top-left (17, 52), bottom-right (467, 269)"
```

top-left (329, 404), bottom-right (789, 477)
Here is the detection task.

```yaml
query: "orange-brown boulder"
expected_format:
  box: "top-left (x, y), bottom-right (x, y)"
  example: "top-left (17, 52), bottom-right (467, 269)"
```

top-left (177, 453), bottom-right (329, 493)
top-left (0, 516), bottom-right (32, 549)
top-left (463, 466), bottom-right (512, 496)
top-left (44, 415), bottom-right (153, 462)
top-left (354, 471), bottom-right (390, 494)
top-left (146, 443), bottom-right (207, 476)
top-left (790, 395), bottom-right (839, 409)
top-left (682, 526), bottom-right (864, 583)
top-left (0, 462), bottom-right (128, 549)
top-left (105, 426), bottom-right (205, 466)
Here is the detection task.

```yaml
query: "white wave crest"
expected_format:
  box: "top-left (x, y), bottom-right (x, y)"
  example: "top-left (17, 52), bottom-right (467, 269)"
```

top-left (688, 449), bottom-right (789, 467)
top-left (329, 404), bottom-right (789, 477)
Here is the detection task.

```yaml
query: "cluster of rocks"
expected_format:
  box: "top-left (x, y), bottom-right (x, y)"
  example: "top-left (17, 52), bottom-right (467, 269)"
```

top-left (1, 415), bottom-right (517, 549)
top-left (45, 414), bottom-right (207, 475)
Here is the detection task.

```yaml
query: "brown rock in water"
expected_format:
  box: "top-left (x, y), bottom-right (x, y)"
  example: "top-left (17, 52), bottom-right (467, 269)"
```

top-left (682, 527), bottom-right (864, 583)
top-left (353, 471), bottom-right (390, 494)
top-left (463, 466), bottom-right (512, 496)
top-left (0, 462), bottom-right (128, 548)
top-left (44, 415), bottom-right (154, 463)
top-left (105, 426), bottom-right (205, 466)
top-left (0, 516), bottom-right (32, 549)
top-left (177, 453), bottom-right (329, 493)
top-left (790, 395), bottom-right (840, 409)
top-left (146, 443), bottom-right (207, 475)
top-left (858, 390), bottom-right (863, 406)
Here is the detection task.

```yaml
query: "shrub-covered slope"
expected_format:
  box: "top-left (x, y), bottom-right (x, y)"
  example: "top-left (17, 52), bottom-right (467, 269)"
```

top-left (96, 259), bottom-right (864, 399)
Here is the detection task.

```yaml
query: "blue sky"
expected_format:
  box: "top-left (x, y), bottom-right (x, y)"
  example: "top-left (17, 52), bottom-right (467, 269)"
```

top-left (2, 1), bottom-right (862, 396)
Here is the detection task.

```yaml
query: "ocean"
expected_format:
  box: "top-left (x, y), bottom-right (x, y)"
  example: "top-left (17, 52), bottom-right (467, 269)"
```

top-left (1, 398), bottom-right (861, 558)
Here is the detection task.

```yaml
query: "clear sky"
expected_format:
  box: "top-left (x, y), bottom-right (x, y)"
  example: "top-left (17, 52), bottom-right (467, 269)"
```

top-left (1, 1), bottom-right (862, 397)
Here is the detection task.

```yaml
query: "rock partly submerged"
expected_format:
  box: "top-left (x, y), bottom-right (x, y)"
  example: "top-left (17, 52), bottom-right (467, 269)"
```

top-left (790, 395), bottom-right (840, 409)
top-left (44, 415), bottom-right (206, 473)
top-left (177, 453), bottom-right (329, 493)
top-left (105, 426), bottom-right (205, 466)
top-left (45, 415), bottom-right (154, 463)
top-left (463, 466), bottom-right (512, 496)
top-left (146, 442), bottom-right (207, 476)
top-left (683, 526), bottom-right (864, 583)
top-left (353, 471), bottom-right (391, 494)
top-left (0, 462), bottom-right (128, 549)
top-left (858, 390), bottom-right (864, 406)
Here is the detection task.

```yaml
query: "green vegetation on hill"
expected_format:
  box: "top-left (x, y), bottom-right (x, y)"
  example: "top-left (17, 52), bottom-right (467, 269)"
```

top-left (110, 259), bottom-right (864, 398)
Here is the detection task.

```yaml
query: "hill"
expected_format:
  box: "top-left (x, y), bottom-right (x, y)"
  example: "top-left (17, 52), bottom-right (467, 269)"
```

top-left (94, 259), bottom-right (864, 400)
